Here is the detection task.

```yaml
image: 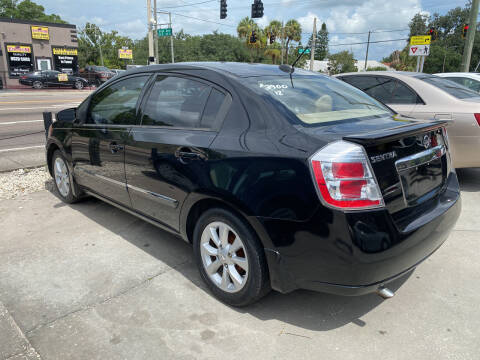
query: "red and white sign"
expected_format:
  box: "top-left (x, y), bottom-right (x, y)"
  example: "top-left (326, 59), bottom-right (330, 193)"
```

top-left (409, 45), bottom-right (430, 56)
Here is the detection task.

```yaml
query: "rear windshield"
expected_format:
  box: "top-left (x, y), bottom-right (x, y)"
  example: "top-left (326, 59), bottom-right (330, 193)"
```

top-left (242, 75), bottom-right (391, 125)
top-left (93, 66), bottom-right (109, 71)
top-left (415, 75), bottom-right (479, 99)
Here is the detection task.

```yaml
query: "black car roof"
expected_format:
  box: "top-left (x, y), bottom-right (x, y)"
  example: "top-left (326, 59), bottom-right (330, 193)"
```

top-left (123, 62), bottom-right (315, 78)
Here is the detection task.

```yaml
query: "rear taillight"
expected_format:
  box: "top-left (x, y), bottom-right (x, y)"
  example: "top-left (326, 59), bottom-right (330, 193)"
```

top-left (310, 141), bottom-right (384, 210)
top-left (474, 113), bottom-right (480, 126)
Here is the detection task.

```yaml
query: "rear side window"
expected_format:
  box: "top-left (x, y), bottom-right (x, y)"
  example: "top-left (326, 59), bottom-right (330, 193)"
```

top-left (141, 76), bottom-right (211, 128)
top-left (89, 75), bottom-right (150, 125)
top-left (342, 76), bottom-right (392, 104)
top-left (201, 88), bottom-right (226, 129)
top-left (390, 80), bottom-right (421, 104)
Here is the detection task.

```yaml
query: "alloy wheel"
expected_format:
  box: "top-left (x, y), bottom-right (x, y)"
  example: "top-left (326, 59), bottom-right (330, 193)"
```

top-left (200, 221), bottom-right (249, 293)
top-left (54, 157), bottom-right (70, 197)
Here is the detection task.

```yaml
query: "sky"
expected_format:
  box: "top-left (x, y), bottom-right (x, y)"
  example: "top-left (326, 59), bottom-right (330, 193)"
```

top-left (36, 0), bottom-right (470, 61)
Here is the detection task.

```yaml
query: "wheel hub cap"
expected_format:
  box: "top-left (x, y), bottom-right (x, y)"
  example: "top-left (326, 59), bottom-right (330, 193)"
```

top-left (54, 157), bottom-right (70, 197)
top-left (200, 221), bottom-right (249, 293)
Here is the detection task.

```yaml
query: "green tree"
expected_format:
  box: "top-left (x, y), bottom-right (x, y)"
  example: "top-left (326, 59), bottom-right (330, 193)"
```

top-left (0, 0), bottom-right (65, 23)
top-left (265, 20), bottom-right (282, 43)
top-left (308, 22), bottom-right (329, 60)
top-left (237, 16), bottom-right (261, 62)
top-left (283, 19), bottom-right (302, 63)
top-left (327, 50), bottom-right (357, 74)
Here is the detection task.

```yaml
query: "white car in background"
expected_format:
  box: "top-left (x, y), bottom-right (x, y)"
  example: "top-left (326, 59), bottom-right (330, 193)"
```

top-left (336, 72), bottom-right (480, 168)
top-left (435, 72), bottom-right (480, 93)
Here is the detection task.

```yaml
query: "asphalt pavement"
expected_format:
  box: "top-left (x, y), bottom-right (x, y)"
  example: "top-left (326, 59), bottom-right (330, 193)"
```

top-left (0, 168), bottom-right (479, 360)
top-left (0, 89), bottom-right (91, 172)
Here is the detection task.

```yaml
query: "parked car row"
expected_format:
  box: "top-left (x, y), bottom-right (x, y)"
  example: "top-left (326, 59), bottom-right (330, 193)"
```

top-left (46, 62), bottom-right (461, 306)
top-left (18, 66), bottom-right (126, 89)
top-left (335, 71), bottom-right (480, 168)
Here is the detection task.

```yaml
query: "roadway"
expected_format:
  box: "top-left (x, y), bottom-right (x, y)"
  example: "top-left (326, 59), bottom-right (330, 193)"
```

top-left (0, 89), bottom-right (91, 170)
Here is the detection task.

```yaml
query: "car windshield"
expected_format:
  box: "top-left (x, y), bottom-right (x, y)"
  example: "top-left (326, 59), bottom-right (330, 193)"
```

top-left (415, 75), bottom-right (479, 99)
top-left (242, 75), bottom-right (391, 125)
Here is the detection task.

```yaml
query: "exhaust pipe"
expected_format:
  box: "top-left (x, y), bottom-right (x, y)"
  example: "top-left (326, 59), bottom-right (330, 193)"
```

top-left (376, 286), bottom-right (395, 299)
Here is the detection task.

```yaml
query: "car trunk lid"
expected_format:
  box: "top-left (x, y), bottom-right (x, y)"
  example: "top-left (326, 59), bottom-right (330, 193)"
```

top-left (343, 120), bottom-right (450, 229)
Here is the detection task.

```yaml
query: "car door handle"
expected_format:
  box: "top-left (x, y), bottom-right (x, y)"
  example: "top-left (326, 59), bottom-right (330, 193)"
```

top-left (109, 142), bottom-right (124, 154)
top-left (175, 147), bottom-right (204, 163)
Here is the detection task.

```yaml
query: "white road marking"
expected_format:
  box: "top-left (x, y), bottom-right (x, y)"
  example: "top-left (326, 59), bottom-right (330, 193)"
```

top-left (0, 145), bottom-right (44, 153)
top-left (0, 104), bottom-right (80, 111)
top-left (0, 120), bottom-right (43, 125)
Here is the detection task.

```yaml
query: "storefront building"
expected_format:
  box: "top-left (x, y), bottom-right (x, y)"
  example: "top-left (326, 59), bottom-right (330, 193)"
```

top-left (0, 18), bottom-right (78, 88)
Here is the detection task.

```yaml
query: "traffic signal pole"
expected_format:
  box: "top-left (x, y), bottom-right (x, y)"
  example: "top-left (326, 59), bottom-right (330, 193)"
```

top-left (461, 0), bottom-right (479, 72)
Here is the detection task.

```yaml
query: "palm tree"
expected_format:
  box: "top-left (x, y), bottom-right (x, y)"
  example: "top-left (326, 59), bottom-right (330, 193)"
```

top-left (264, 47), bottom-right (281, 64)
top-left (237, 17), bottom-right (261, 63)
top-left (237, 17), bottom-right (256, 39)
top-left (284, 19), bottom-right (302, 63)
top-left (265, 20), bottom-right (282, 43)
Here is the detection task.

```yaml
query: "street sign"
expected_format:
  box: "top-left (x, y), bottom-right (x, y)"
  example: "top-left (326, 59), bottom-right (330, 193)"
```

top-left (298, 48), bottom-right (311, 54)
top-left (410, 35), bottom-right (431, 45)
top-left (157, 28), bottom-right (172, 37)
top-left (409, 45), bottom-right (430, 56)
top-left (118, 49), bottom-right (133, 59)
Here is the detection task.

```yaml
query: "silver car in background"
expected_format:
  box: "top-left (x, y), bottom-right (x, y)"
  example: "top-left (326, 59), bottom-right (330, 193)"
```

top-left (434, 72), bottom-right (480, 93)
top-left (336, 72), bottom-right (480, 168)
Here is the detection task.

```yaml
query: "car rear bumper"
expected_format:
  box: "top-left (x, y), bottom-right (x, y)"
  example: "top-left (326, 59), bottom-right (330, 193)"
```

top-left (257, 172), bottom-right (461, 295)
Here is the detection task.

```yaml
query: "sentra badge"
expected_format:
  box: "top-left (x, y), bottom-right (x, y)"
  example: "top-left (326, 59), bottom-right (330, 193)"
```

top-left (370, 151), bottom-right (397, 163)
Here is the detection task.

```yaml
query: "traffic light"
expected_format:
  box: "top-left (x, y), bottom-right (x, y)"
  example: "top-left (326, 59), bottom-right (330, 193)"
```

top-left (428, 27), bottom-right (437, 41)
top-left (463, 24), bottom-right (469, 38)
top-left (270, 33), bottom-right (276, 44)
top-left (220, 0), bottom-right (227, 19)
top-left (250, 30), bottom-right (257, 43)
top-left (251, 0), bottom-right (264, 18)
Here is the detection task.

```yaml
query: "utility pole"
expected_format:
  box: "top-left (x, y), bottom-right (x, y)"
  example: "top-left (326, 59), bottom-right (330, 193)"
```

top-left (461, 0), bottom-right (479, 72)
top-left (364, 30), bottom-right (371, 71)
top-left (169, 12), bottom-right (174, 63)
top-left (147, 0), bottom-right (154, 64)
top-left (154, 0), bottom-right (158, 64)
top-left (281, 21), bottom-right (285, 64)
top-left (310, 17), bottom-right (317, 71)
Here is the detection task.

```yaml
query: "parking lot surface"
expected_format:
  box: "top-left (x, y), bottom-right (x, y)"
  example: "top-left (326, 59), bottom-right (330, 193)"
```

top-left (0, 168), bottom-right (479, 360)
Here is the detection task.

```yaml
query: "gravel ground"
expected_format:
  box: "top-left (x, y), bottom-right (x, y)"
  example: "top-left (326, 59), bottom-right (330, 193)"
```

top-left (0, 167), bottom-right (53, 200)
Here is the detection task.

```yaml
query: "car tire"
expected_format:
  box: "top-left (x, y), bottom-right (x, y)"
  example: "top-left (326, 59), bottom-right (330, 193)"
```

top-left (74, 80), bottom-right (84, 90)
top-left (32, 81), bottom-right (43, 89)
top-left (193, 207), bottom-right (270, 307)
top-left (51, 150), bottom-right (81, 203)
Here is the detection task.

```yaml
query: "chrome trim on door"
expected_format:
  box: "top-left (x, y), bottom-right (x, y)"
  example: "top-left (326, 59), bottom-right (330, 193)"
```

top-left (127, 184), bottom-right (178, 208)
top-left (395, 145), bottom-right (446, 172)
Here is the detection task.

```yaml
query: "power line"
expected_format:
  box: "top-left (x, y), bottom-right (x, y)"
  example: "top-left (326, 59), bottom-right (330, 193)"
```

top-left (170, 11), bottom-right (237, 28)
top-left (327, 38), bottom-right (409, 47)
top-left (160, 0), bottom-right (218, 9)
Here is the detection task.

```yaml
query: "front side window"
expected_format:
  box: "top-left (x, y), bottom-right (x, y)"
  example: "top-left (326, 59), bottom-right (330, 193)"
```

top-left (243, 75), bottom-right (391, 126)
top-left (141, 76), bottom-right (211, 128)
top-left (89, 75), bottom-right (150, 125)
top-left (415, 75), bottom-right (480, 99)
top-left (446, 77), bottom-right (480, 93)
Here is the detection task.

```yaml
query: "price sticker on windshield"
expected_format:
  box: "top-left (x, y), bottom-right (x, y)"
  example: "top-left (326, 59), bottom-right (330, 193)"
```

top-left (259, 83), bottom-right (288, 95)
top-left (58, 73), bottom-right (68, 82)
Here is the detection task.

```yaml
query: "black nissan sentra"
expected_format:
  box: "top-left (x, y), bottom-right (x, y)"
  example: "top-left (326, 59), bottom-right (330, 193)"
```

top-left (45, 63), bottom-right (461, 306)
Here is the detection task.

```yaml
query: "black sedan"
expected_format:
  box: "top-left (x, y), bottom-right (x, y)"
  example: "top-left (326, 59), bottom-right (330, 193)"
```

top-left (45, 63), bottom-right (461, 306)
top-left (20, 70), bottom-right (88, 89)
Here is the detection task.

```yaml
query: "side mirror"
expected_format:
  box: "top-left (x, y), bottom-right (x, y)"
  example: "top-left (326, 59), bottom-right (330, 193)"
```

top-left (56, 108), bottom-right (77, 123)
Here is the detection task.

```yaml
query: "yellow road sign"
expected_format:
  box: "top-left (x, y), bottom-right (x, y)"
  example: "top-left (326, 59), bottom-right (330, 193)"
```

top-left (410, 35), bottom-right (431, 45)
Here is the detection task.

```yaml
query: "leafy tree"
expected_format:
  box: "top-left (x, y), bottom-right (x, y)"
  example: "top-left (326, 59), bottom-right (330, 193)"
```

top-left (283, 19), bottom-right (302, 64)
top-left (409, 13), bottom-right (429, 37)
top-left (366, 66), bottom-right (387, 71)
top-left (0, 0), bottom-right (65, 23)
top-left (327, 50), bottom-right (357, 74)
top-left (237, 17), bottom-right (262, 62)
